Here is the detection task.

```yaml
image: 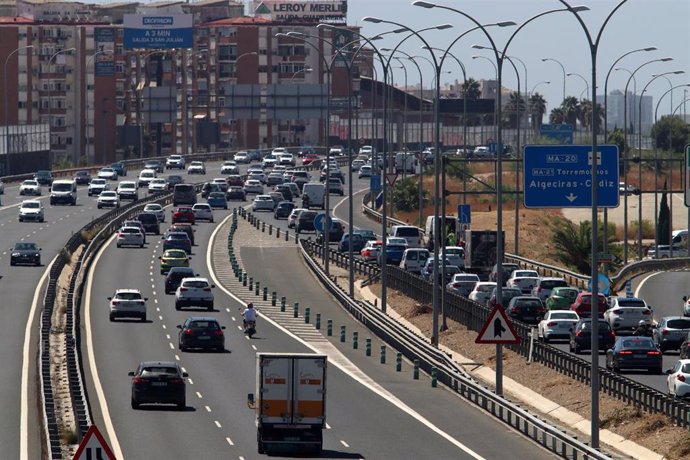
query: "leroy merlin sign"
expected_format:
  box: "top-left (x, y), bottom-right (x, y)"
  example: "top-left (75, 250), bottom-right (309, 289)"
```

top-left (254, 0), bottom-right (347, 23)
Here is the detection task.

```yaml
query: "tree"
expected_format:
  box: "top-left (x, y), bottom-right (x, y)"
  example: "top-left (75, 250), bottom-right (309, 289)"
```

top-left (561, 96), bottom-right (580, 127)
top-left (503, 91), bottom-right (526, 129)
top-left (657, 181), bottom-right (671, 245)
top-left (392, 178), bottom-right (423, 212)
top-left (549, 107), bottom-right (566, 124)
top-left (651, 115), bottom-right (690, 152)
top-left (578, 99), bottom-right (592, 129)
top-left (550, 219), bottom-right (592, 274)
top-left (529, 93), bottom-right (547, 130)
top-left (607, 128), bottom-right (627, 154)
top-left (460, 78), bottom-right (481, 100)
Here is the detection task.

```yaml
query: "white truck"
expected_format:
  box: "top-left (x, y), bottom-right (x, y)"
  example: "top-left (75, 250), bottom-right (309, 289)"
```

top-left (248, 353), bottom-right (327, 455)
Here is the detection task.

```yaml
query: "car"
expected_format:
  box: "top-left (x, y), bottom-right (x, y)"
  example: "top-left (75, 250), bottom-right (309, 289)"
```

top-left (175, 277), bottom-right (215, 310)
top-left (187, 161), bottom-right (206, 174)
top-left (253, 194), bottom-right (275, 212)
top-left (468, 282), bottom-right (498, 305)
top-left (97, 191), bottom-right (120, 209)
top-left (117, 181), bottom-right (139, 201)
top-left (192, 203), bottom-right (214, 222)
top-left (569, 318), bottom-right (616, 354)
top-left (226, 186), bottom-right (246, 201)
top-left (34, 170), bottom-right (53, 186)
top-left (88, 178), bottom-right (109, 196)
top-left (211, 178), bottom-right (229, 193)
top-left (339, 233), bottom-right (366, 253)
top-left (166, 155), bottom-right (186, 170)
top-left (136, 212), bottom-right (161, 235)
top-left (537, 310), bottom-right (580, 342)
top-left (360, 239), bottom-right (382, 262)
top-left (137, 169), bottom-right (157, 188)
top-left (358, 165), bottom-right (372, 178)
top-left (148, 178), bottom-right (168, 193)
top-left (328, 146), bottom-right (343, 156)
top-left (116, 226), bottom-right (145, 248)
top-left (653, 316), bottom-right (690, 353)
top-left (262, 154), bottom-right (279, 168)
top-left (19, 179), bottom-right (41, 196)
top-left (108, 289), bottom-right (147, 321)
top-left (386, 237), bottom-right (408, 247)
top-left (73, 170), bottom-right (92, 185)
top-left (144, 159), bottom-right (164, 173)
top-left (207, 191), bottom-right (228, 209)
top-left (489, 263), bottom-right (521, 285)
top-left (168, 223), bottom-right (196, 246)
top-left (111, 162), bottom-right (128, 177)
top-left (302, 153), bottom-right (320, 166)
top-left (274, 201), bottom-right (295, 219)
top-left (122, 220), bottom-right (147, 241)
top-left (220, 161), bottom-right (239, 175)
top-left (166, 175), bottom-right (184, 190)
top-left (619, 182), bottom-right (641, 196)
top-left (438, 246), bottom-right (464, 269)
top-left (351, 159), bottom-right (366, 171)
top-left (327, 178), bottom-right (344, 196)
top-left (446, 273), bottom-right (480, 297)
top-left (159, 249), bottom-right (191, 274)
top-left (283, 182), bottom-right (300, 199)
top-left (165, 267), bottom-right (199, 294)
top-left (201, 182), bottom-right (222, 199)
top-left (279, 153), bottom-right (295, 166)
top-left (226, 175), bottom-right (244, 187)
top-left (570, 292), bottom-right (608, 318)
top-left (266, 172), bottom-right (284, 186)
top-left (97, 167), bottom-right (118, 181)
top-left (287, 208), bottom-right (305, 228)
top-left (506, 296), bottom-right (546, 325)
top-left (233, 151), bottom-right (250, 163)
top-left (666, 359), bottom-right (690, 398)
top-left (506, 270), bottom-right (541, 294)
top-left (172, 206), bottom-right (195, 225)
top-left (316, 219), bottom-right (345, 245)
top-left (268, 191), bottom-right (285, 206)
top-left (355, 229), bottom-right (377, 242)
top-left (545, 287), bottom-right (580, 310)
top-left (162, 232), bottom-right (192, 254)
top-left (128, 361), bottom-right (187, 409)
top-left (244, 179), bottom-right (264, 195)
top-left (248, 171), bottom-right (267, 184)
top-left (291, 171), bottom-right (311, 188)
top-left (143, 203), bottom-right (166, 222)
top-left (10, 242), bottom-right (41, 266)
top-left (379, 242), bottom-right (407, 266)
top-left (487, 287), bottom-right (523, 309)
top-left (606, 336), bottom-right (662, 374)
top-left (531, 277), bottom-right (568, 303)
top-left (296, 210), bottom-right (318, 233)
top-left (18, 200), bottom-right (45, 222)
top-left (177, 316), bottom-right (225, 351)
top-left (603, 297), bottom-right (653, 334)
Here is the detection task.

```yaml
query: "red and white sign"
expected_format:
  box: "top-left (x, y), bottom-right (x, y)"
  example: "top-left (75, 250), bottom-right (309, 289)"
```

top-left (73, 425), bottom-right (116, 460)
top-left (385, 173), bottom-right (398, 187)
top-left (475, 305), bottom-right (520, 344)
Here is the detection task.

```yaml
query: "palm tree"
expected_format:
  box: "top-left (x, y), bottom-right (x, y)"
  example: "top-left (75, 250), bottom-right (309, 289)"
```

top-left (561, 96), bottom-right (580, 127)
top-left (549, 107), bottom-right (566, 124)
top-left (579, 99), bottom-right (592, 129)
top-left (461, 78), bottom-right (481, 100)
top-left (529, 93), bottom-right (547, 130)
top-left (503, 91), bottom-right (525, 128)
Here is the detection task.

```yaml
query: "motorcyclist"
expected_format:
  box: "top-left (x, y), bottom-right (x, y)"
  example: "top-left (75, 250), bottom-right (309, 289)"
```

top-left (242, 302), bottom-right (257, 329)
top-left (633, 319), bottom-right (652, 337)
top-left (302, 193), bottom-right (310, 209)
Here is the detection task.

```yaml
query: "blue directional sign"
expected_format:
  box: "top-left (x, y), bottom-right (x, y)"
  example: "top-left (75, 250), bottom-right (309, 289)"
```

top-left (540, 124), bottom-right (574, 144)
top-left (370, 175), bottom-right (381, 194)
top-left (523, 145), bottom-right (619, 208)
top-left (457, 204), bottom-right (471, 225)
top-left (313, 213), bottom-right (335, 232)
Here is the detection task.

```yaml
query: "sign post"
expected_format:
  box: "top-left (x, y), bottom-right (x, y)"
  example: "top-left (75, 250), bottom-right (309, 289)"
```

top-left (476, 306), bottom-right (520, 396)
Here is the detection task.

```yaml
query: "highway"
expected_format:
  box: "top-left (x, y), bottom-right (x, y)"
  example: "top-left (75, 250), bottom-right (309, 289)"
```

top-left (81, 159), bottom-right (556, 458)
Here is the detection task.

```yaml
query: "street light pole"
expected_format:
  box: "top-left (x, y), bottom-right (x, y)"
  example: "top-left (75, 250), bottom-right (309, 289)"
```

top-left (541, 57), bottom-right (566, 103)
top-left (47, 48), bottom-right (76, 163)
top-left (472, 55), bottom-right (498, 143)
top-left (566, 71), bottom-right (590, 98)
top-left (3, 45), bottom-right (33, 175)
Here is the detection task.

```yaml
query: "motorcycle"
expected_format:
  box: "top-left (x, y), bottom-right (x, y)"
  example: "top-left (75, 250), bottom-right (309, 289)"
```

top-left (244, 320), bottom-right (256, 338)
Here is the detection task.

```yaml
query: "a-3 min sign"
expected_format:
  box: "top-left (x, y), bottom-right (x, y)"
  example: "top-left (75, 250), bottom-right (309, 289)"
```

top-left (523, 145), bottom-right (619, 208)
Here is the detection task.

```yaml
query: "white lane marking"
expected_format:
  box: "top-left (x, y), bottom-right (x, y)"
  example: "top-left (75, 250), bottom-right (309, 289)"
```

top-left (226, 437), bottom-right (234, 446)
top-left (214, 420), bottom-right (222, 428)
top-left (226, 308), bottom-right (231, 313)
top-left (207, 213), bottom-right (486, 460)
top-left (231, 316), bottom-right (236, 321)
top-left (340, 440), bottom-right (349, 448)
top-left (325, 422), bottom-right (331, 429)
top-left (635, 271), bottom-right (663, 298)
top-left (205, 406), bottom-right (212, 412)
top-left (196, 392), bottom-right (203, 399)
top-left (162, 324), bottom-right (166, 330)
top-left (169, 342), bottom-right (174, 349)
top-left (251, 345), bottom-right (257, 351)
top-left (188, 378), bottom-right (194, 385)
top-left (159, 315), bottom-right (163, 320)
top-left (181, 367), bottom-right (187, 373)
top-left (21, 255), bottom-right (57, 460)
top-left (166, 334), bottom-right (171, 340)
top-left (237, 325), bottom-right (243, 331)
top-left (174, 354), bottom-right (180, 361)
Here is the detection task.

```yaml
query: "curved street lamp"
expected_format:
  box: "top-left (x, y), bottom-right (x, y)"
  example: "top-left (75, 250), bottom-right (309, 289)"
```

top-left (566, 72), bottom-right (589, 98)
top-left (4, 44), bottom-right (33, 174)
top-left (541, 57), bottom-right (566, 102)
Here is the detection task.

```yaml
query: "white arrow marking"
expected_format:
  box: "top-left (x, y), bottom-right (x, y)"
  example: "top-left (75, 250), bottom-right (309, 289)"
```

top-left (566, 193), bottom-right (578, 202)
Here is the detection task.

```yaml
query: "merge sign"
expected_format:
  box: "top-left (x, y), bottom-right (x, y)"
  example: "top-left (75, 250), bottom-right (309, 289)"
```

top-left (123, 14), bottom-right (193, 49)
top-left (523, 144), bottom-right (619, 208)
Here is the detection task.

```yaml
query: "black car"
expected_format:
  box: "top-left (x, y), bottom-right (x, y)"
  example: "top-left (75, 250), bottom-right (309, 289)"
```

top-left (169, 223), bottom-right (195, 246)
top-left (10, 242), bottom-right (41, 266)
top-left (569, 318), bottom-right (616, 354)
top-left (34, 170), bottom-right (53, 186)
top-left (111, 162), bottom-right (128, 177)
top-left (226, 186), bottom-right (246, 201)
top-left (129, 361), bottom-right (187, 409)
top-left (274, 184), bottom-right (293, 201)
top-left (73, 170), bottom-right (92, 185)
top-left (274, 201), bottom-right (295, 219)
top-left (145, 160), bottom-right (164, 173)
top-left (506, 296), bottom-right (546, 325)
top-left (136, 212), bottom-right (161, 235)
top-left (163, 232), bottom-right (192, 254)
top-left (316, 219), bottom-right (345, 245)
top-left (296, 210), bottom-right (318, 233)
top-left (165, 267), bottom-right (198, 294)
top-left (177, 316), bottom-right (225, 351)
top-left (166, 175), bottom-right (184, 190)
top-left (605, 336), bottom-right (662, 373)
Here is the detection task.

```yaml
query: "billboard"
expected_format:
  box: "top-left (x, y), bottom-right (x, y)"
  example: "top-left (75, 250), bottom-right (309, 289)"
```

top-left (253, 1), bottom-right (347, 24)
top-left (94, 28), bottom-right (115, 76)
top-left (123, 14), bottom-right (193, 49)
top-left (539, 123), bottom-right (574, 144)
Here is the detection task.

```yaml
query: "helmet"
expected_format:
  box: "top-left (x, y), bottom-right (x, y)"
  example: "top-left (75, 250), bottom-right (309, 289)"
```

top-left (639, 320), bottom-right (648, 326)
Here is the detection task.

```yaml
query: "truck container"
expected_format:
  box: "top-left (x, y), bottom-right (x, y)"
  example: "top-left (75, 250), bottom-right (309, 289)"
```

top-left (464, 230), bottom-right (504, 280)
top-left (249, 353), bottom-right (327, 455)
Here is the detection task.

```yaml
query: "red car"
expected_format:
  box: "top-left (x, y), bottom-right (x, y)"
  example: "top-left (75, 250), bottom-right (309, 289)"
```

top-left (571, 292), bottom-right (608, 318)
top-left (302, 154), bottom-right (320, 165)
top-left (171, 206), bottom-right (195, 225)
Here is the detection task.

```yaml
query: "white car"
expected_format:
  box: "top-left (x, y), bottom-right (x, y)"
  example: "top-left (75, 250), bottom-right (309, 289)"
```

top-left (468, 282), bottom-right (498, 305)
top-left (148, 178), bottom-right (168, 193)
top-left (351, 159), bottom-right (366, 171)
top-left (98, 167), bottom-right (118, 181)
top-left (262, 154), bottom-right (279, 169)
top-left (18, 199), bottom-right (45, 222)
top-left (603, 297), bottom-right (653, 333)
top-left (446, 273), bottom-right (480, 297)
top-left (358, 164), bottom-right (372, 178)
top-left (191, 203), bottom-right (214, 222)
top-left (166, 154), bottom-right (186, 169)
top-left (244, 179), bottom-right (263, 195)
top-left (253, 194), bottom-right (275, 212)
top-left (537, 310), bottom-right (580, 342)
top-left (667, 359), bottom-right (690, 398)
top-left (143, 203), bottom-right (165, 222)
top-left (506, 270), bottom-right (541, 294)
top-left (359, 145), bottom-right (373, 155)
top-left (287, 208), bottom-right (306, 228)
top-left (137, 169), bottom-right (157, 188)
top-left (97, 191), bottom-right (120, 209)
top-left (116, 226), bottom-right (145, 248)
top-left (248, 171), bottom-right (267, 184)
top-left (279, 153), bottom-right (295, 166)
top-left (175, 277), bottom-right (215, 310)
top-left (220, 161), bottom-right (239, 175)
top-left (19, 179), bottom-right (41, 196)
top-left (187, 161), bottom-right (206, 174)
top-left (233, 151), bottom-right (249, 163)
top-left (88, 178), bottom-right (109, 196)
top-left (360, 239), bottom-right (382, 262)
top-left (108, 289), bottom-right (147, 321)
top-left (116, 181), bottom-right (138, 201)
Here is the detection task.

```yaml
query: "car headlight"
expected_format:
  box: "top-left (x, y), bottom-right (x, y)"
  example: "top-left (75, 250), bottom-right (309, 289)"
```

top-left (12, 253), bottom-right (20, 257)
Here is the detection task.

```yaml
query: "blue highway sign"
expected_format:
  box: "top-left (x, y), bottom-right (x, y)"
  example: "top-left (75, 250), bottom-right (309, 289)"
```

top-left (457, 204), bottom-right (471, 225)
top-left (370, 175), bottom-right (381, 194)
top-left (523, 144), bottom-right (619, 208)
top-left (313, 213), bottom-right (335, 232)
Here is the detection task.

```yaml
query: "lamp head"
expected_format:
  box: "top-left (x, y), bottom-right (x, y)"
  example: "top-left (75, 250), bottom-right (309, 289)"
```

top-left (672, 71), bottom-right (686, 74)
top-left (412, 0), bottom-right (436, 8)
top-left (497, 21), bottom-right (517, 27)
top-left (471, 44), bottom-right (485, 50)
top-left (363, 16), bottom-right (383, 24)
top-left (435, 24), bottom-right (453, 30)
top-left (661, 57), bottom-right (674, 62)
top-left (643, 47), bottom-right (657, 51)
top-left (381, 48), bottom-right (392, 52)
top-left (571, 6), bottom-right (590, 12)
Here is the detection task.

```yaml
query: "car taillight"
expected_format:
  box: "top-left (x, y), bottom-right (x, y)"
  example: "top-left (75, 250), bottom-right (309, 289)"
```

top-left (647, 350), bottom-right (661, 355)
top-left (170, 378), bottom-right (184, 385)
top-left (547, 322), bottom-right (557, 327)
top-left (213, 330), bottom-right (223, 336)
top-left (184, 329), bottom-right (193, 335)
top-left (133, 377), bottom-right (146, 385)
top-left (678, 374), bottom-right (686, 382)
top-left (576, 331), bottom-right (583, 337)
top-left (452, 283), bottom-right (461, 289)
top-left (180, 288), bottom-right (188, 292)
top-left (642, 310), bottom-right (652, 315)
top-left (111, 300), bottom-right (119, 305)
top-left (662, 328), bottom-right (669, 336)
top-left (609, 331), bottom-right (616, 338)
top-left (619, 350), bottom-right (633, 355)
top-left (203, 288), bottom-right (211, 292)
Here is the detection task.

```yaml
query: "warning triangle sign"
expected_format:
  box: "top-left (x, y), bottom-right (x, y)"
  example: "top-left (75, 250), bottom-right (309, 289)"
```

top-left (73, 425), bottom-right (116, 460)
top-left (475, 305), bottom-right (520, 344)
top-left (385, 173), bottom-right (398, 186)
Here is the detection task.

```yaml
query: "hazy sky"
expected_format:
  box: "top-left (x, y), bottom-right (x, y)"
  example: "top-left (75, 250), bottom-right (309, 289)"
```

top-left (344, 0), bottom-right (690, 118)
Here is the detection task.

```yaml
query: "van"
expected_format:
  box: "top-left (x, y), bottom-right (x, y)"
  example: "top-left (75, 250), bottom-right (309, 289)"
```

top-left (301, 182), bottom-right (326, 209)
top-left (424, 216), bottom-right (457, 247)
top-left (173, 183), bottom-right (197, 206)
top-left (672, 230), bottom-right (688, 245)
top-left (390, 225), bottom-right (422, 248)
top-left (399, 248), bottom-right (430, 273)
top-left (49, 179), bottom-right (77, 205)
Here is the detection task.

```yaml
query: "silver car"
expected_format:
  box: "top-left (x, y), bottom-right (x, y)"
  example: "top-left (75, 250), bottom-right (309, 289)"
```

top-left (253, 194), bottom-right (275, 212)
top-left (116, 226), bottom-right (145, 248)
top-left (18, 200), bottom-right (45, 222)
top-left (143, 203), bottom-right (166, 222)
